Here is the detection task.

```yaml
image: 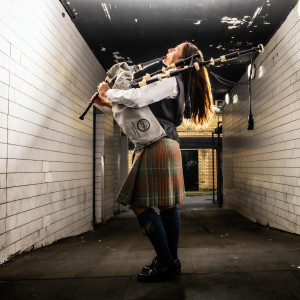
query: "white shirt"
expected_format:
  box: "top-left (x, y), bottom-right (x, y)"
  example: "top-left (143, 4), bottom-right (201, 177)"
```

top-left (106, 77), bottom-right (178, 108)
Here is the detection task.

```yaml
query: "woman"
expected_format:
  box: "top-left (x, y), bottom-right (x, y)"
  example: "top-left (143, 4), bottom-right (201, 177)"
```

top-left (92, 42), bottom-right (213, 282)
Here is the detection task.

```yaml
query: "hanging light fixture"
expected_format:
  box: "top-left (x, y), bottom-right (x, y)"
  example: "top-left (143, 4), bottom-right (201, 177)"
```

top-left (247, 56), bottom-right (254, 130)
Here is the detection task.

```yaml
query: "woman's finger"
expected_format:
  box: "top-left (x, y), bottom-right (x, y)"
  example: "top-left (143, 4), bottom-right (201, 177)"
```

top-left (89, 93), bottom-right (99, 104)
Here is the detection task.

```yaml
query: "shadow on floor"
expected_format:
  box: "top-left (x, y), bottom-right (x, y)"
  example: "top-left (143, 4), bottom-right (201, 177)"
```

top-left (1, 196), bottom-right (300, 299)
top-left (179, 194), bottom-right (221, 211)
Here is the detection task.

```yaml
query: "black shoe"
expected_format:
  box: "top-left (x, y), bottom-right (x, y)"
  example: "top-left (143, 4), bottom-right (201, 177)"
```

top-left (141, 257), bottom-right (158, 273)
top-left (137, 259), bottom-right (181, 282)
top-left (142, 257), bottom-right (181, 274)
top-left (172, 258), bottom-right (181, 275)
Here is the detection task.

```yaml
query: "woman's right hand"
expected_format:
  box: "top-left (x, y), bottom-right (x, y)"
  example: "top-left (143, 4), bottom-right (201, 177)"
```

top-left (90, 93), bottom-right (112, 109)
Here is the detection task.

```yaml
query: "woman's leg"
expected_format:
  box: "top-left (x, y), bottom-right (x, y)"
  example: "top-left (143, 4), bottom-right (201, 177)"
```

top-left (131, 205), bottom-right (174, 266)
top-left (159, 205), bottom-right (181, 260)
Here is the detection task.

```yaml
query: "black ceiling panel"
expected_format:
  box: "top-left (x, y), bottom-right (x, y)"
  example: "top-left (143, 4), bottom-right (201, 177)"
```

top-left (65, 0), bottom-right (298, 99)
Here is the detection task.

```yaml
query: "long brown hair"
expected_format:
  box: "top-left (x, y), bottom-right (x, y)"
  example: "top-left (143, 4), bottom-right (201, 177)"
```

top-left (180, 42), bottom-right (213, 125)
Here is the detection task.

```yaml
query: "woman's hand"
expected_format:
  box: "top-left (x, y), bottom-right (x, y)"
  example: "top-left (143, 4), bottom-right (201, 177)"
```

top-left (97, 82), bottom-right (110, 97)
top-left (90, 92), bottom-right (112, 109)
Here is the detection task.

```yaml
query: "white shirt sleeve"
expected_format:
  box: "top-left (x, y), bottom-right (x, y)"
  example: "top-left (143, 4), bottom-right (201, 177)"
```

top-left (105, 76), bottom-right (178, 108)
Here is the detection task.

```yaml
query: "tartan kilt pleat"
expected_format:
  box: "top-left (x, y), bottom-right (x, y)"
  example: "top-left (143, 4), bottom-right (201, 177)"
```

top-left (116, 138), bottom-right (186, 207)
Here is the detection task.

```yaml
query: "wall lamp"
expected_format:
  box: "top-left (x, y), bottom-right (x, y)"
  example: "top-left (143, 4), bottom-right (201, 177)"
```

top-left (225, 93), bottom-right (230, 104)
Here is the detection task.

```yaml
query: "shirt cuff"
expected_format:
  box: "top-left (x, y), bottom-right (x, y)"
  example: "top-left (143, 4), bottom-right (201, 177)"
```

top-left (106, 90), bottom-right (114, 102)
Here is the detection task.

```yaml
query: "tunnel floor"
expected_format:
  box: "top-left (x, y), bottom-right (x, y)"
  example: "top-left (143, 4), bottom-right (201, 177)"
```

top-left (1, 196), bottom-right (300, 300)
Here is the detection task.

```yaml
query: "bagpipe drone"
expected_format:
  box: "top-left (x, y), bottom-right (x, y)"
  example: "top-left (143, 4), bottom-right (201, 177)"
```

top-left (79, 44), bottom-right (264, 149)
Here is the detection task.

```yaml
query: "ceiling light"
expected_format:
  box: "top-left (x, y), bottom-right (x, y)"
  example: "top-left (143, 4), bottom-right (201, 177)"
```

top-left (102, 3), bottom-right (111, 21)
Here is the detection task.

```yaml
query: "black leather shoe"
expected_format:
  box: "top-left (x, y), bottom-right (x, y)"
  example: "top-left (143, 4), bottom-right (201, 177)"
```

top-left (142, 257), bottom-right (158, 273)
top-left (172, 258), bottom-right (181, 275)
top-left (137, 259), bottom-right (181, 282)
top-left (142, 257), bottom-right (181, 274)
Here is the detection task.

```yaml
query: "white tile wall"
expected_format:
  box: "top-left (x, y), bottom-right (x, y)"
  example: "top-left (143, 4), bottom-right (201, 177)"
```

top-left (103, 113), bottom-right (115, 222)
top-left (95, 112), bottom-right (105, 224)
top-left (223, 4), bottom-right (300, 234)
top-left (113, 123), bottom-right (121, 213)
top-left (95, 111), bottom-right (121, 224)
top-left (0, 0), bottom-right (112, 264)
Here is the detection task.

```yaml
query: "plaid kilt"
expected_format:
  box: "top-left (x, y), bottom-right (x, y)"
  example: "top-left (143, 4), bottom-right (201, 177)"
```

top-left (116, 138), bottom-right (186, 207)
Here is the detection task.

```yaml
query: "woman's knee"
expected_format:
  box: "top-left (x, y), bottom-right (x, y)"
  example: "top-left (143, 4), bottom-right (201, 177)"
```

top-left (131, 205), bottom-right (148, 216)
top-left (158, 205), bottom-right (176, 212)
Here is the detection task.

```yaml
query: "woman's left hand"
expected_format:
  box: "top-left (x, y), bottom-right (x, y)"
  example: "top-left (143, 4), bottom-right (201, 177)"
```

top-left (97, 82), bottom-right (110, 97)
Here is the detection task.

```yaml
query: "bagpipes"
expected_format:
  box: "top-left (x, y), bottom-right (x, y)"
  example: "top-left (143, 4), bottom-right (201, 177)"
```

top-left (131, 44), bottom-right (264, 88)
top-left (78, 56), bottom-right (165, 121)
top-left (79, 44), bottom-right (264, 148)
top-left (79, 57), bottom-right (168, 150)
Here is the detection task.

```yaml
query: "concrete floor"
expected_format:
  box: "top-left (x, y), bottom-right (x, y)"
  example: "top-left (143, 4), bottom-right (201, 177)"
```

top-left (1, 196), bottom-right (300, 300)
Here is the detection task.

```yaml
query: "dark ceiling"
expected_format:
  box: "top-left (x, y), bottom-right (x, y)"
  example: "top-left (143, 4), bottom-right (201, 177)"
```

top-left (64, 0), bottom-right (298, 99)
